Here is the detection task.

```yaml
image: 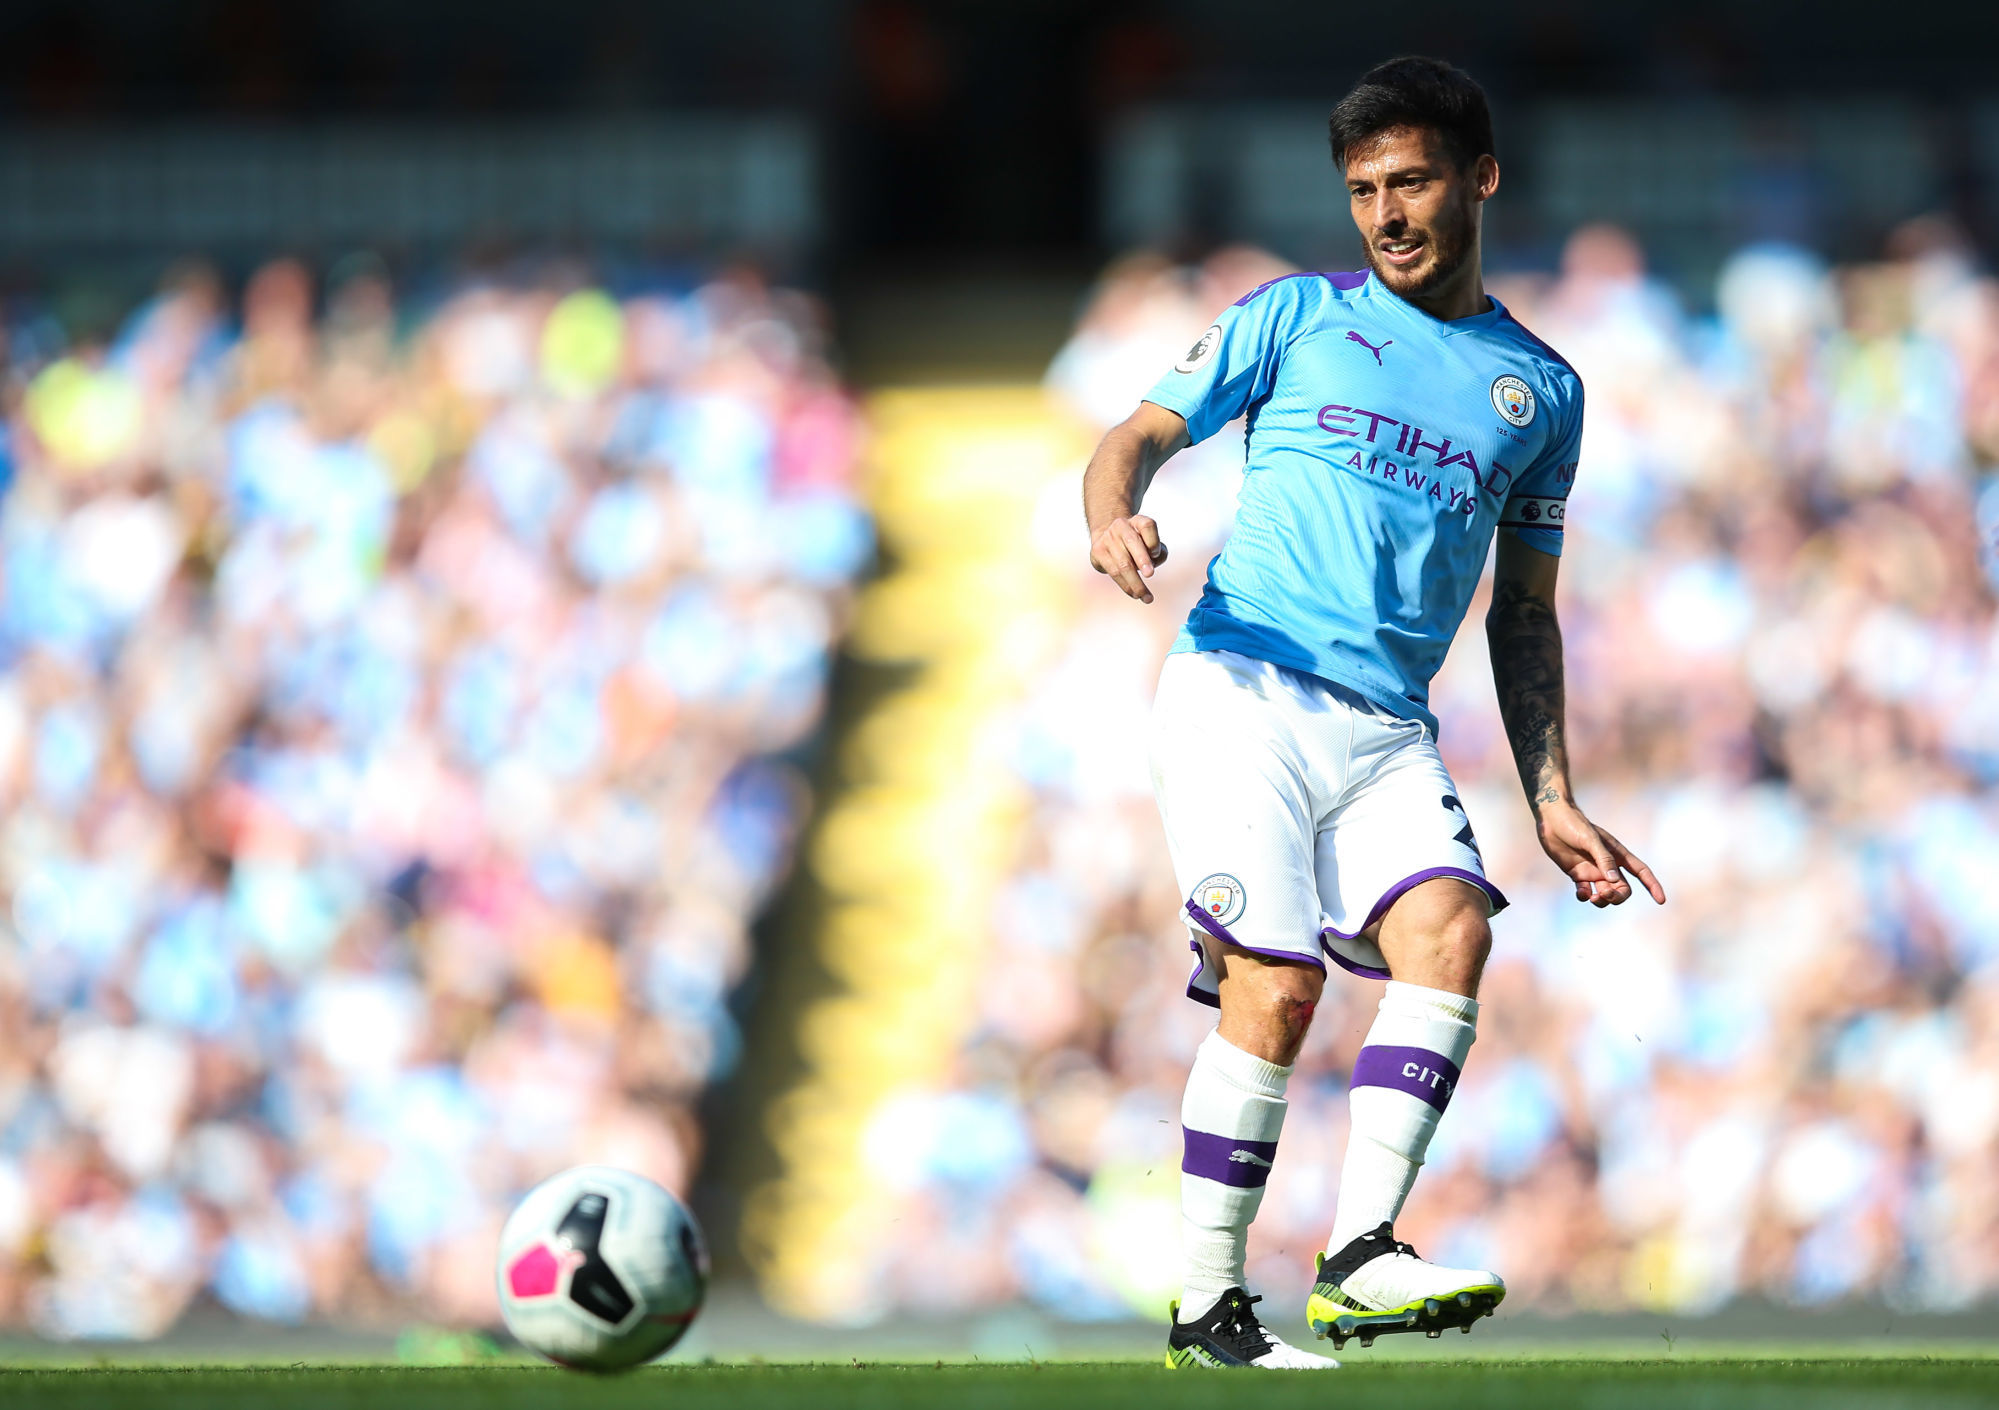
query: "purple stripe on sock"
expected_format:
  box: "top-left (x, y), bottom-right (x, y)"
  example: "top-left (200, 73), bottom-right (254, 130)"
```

top-left (1351, 1044), bottom-right (1461, 1111)
top-left (1182, 1128), bottom-right (1279, 1188)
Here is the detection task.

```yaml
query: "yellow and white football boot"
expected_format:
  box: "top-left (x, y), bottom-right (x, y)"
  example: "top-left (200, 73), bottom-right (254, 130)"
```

top-left (1306, 1222), bottom-right (1503, 1349)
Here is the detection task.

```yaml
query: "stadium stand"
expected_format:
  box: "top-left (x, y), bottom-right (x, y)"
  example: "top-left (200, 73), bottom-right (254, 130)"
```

top-left (0, 256), bottom-right (871, 1337)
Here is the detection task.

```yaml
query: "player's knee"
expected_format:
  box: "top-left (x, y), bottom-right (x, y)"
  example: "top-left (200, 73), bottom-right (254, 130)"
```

top-left (1270, 957), bottom-right (1325, 1005)
top-left (1461, 912), bottom-right (1493, 967)
top-left (1266, 965), bottom-right (1324, 1048)
top-left (1381, 878), bottom-right (1492, 988)
top-left (1439, 907), bottom-right (1491, 986)
top-left (1225, 954), bottom-right (1322, 1057)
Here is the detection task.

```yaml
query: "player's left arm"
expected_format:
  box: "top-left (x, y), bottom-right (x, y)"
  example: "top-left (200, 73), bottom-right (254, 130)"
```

top-left (1486, 534), bottom-right (1666, 908)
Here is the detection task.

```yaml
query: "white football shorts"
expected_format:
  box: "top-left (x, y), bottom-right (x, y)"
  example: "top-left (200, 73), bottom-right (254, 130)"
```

top-left (1148, 648), bottom-right (1505, 1006)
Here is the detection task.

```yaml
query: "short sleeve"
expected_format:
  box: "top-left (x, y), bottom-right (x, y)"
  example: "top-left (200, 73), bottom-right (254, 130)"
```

top-left (1498, 378), bottom-right (1581, 556)
top-left (1141, 274), bottom-right (1319, 446)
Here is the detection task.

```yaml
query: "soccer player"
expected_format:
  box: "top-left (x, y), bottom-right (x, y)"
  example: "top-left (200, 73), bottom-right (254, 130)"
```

top-left (1082, 57), bottom-right (1667, 1370)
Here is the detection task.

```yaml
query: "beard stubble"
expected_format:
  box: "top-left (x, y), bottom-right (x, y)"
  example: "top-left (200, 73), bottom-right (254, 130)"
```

top-left (1363, 194), bottom-right (1476, 300)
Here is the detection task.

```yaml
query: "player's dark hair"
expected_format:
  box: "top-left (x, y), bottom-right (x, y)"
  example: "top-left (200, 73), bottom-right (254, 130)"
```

top-left (1328, 56), bottom-right (1494, 172)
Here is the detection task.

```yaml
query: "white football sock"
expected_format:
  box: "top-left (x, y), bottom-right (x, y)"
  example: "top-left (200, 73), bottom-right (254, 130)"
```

top-left (1327, 980), bottom-right (1478, 1252)
top-left (1178, 1029), bottom-right (1292, 1322)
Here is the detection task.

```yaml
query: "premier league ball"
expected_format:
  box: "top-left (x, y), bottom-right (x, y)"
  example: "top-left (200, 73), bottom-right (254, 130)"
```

top-left (496, 1165), bottom-right (708, 1371)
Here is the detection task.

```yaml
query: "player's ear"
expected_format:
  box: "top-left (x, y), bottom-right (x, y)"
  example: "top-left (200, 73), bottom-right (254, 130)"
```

top-left (1472, 154), bottom-right (1499, 203)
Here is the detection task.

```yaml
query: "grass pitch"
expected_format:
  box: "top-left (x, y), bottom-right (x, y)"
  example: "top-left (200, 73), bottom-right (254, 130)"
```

top-left (4, 1357), bottom-right (1999, 1410)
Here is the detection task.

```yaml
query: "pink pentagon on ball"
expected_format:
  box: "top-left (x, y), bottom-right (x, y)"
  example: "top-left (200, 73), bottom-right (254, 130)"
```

top-left (507, 1243), bottom-right (563, 1298)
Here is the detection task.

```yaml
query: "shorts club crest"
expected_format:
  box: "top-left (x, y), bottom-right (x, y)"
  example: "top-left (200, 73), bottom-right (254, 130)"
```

top-left (1195, 874), bottom-right (1247, 927)
top-left (1150, 649), bottom-right (1504, 1003)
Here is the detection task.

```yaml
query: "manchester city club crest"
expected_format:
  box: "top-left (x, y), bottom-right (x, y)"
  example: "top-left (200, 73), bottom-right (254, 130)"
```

top-left (1176, 324), bottom-right (1222, 374)
top-left (1490, 373), bottom-right (1536, 427)
top-left (1193, 872), bottom-right (1246, 927)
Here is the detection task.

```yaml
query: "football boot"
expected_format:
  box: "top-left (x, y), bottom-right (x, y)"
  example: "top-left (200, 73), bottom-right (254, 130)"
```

top-left (1305, 1222), bottom-right (1503, 1349)
top-left (1166, 1287), bottom-right (1338, 1370)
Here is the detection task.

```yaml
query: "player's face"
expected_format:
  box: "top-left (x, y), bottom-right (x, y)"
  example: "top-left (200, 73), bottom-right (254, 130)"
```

top-left (1344, 127), bottom-right (1498, 302)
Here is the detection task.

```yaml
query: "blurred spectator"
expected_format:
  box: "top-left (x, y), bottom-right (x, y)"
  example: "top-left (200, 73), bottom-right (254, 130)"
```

top-left (872, 223), bottom-right (1999, 1322)
top-left (0, 256), bottom-right (870, 1337)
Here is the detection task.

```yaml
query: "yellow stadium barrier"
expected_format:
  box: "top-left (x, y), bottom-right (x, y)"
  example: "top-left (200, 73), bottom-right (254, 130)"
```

top-left (742, 387), bottom-right (1092, 1324)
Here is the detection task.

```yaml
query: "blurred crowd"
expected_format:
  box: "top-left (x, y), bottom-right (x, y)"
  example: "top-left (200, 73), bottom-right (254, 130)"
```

top-left (865, 223), bottom-right (1999, 1321)
top-left (0, 256), bottom-right (870, 1337)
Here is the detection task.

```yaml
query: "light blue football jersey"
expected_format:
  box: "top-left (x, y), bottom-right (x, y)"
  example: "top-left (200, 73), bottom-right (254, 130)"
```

top-left (1143, 269), bottom-right (1582, 732)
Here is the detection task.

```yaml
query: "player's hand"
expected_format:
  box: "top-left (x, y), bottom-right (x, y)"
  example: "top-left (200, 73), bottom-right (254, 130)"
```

top-left (1534, 799), bottom-right (1666, 908)
top-left (1089, 514), bottom-right (1168, 603)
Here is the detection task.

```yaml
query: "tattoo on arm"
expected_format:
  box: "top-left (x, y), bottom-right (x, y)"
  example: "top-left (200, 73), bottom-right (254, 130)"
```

top-left (1487, 579), bottom-right (1569, 810)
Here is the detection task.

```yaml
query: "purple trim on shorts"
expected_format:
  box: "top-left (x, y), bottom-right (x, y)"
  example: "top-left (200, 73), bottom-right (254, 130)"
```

top-left (1182, 1128), bottom-right (1279, 1188)
top-left (1324, 948), bottom-right (1396, 982)
top-left (1318, 867), bottom-right (1504, 982)
top-left (1351, 1044), bottom-right (1461, 1111)
top-left (1184, 938), bottom-right (1221, 1008)
top-left (1184, 899), bottom-right (1328, 972)
top-left (1322, 866), bottom-right (1506, 939)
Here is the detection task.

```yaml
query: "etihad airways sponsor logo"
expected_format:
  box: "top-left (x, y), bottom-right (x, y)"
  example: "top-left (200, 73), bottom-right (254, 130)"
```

top-left (1317, 403), bottom-right (1500, 488)
top-left (1341, 452), bottom-right (1487, 515)
top-left (1316, 401), bottom-right (1577, 517)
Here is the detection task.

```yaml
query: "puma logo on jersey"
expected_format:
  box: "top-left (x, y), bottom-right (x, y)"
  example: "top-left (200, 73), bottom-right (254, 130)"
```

top-left (1346, 330), bottom-right (1392, 365)
top-left (1229, 1149), bottom-right (1273, 1168)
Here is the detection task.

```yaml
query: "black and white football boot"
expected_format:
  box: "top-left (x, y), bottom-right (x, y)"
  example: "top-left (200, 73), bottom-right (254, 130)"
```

top-left (1165, 1287), bottom-right (1337, 1370)
top-left (1305, 1222), bottom-right (1504, 1349)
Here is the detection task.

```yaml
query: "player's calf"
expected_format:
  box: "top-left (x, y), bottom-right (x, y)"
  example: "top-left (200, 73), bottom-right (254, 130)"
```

top-left (1325, 979), bottom-right (1478, 1249)
top-left (1177, 1028), bottom-right (1290, 1322)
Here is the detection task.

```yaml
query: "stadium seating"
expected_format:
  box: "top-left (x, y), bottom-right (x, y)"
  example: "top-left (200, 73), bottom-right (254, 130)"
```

top-left (0, 258), bottom-right (871, 1337)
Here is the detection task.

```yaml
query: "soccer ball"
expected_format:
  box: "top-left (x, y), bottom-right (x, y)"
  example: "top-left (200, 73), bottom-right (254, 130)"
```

top-left (496, 1165), bottom-right (708, 1371)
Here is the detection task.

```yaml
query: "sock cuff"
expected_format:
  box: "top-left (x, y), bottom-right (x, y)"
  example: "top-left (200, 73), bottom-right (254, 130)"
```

top-left (1382, 979), bottom-right (1479, 1026)
top-left (1198, 1029), bottom-right (1293, 1097)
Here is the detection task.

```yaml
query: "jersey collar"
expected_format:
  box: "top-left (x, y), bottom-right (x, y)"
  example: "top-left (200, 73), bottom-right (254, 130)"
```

top-left (1360, 269), bottom-right (1506, 336)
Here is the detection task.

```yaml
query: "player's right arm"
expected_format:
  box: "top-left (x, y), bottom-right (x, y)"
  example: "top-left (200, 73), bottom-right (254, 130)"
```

top-left (1083, 401), bottom-right (1188, 604)
top-left (1084, 273), bottom-right (1319, 603)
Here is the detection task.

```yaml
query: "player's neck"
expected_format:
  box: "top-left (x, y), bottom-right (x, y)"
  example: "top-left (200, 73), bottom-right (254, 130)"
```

top-left (1402, 249), bottom-right (1488, 323)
